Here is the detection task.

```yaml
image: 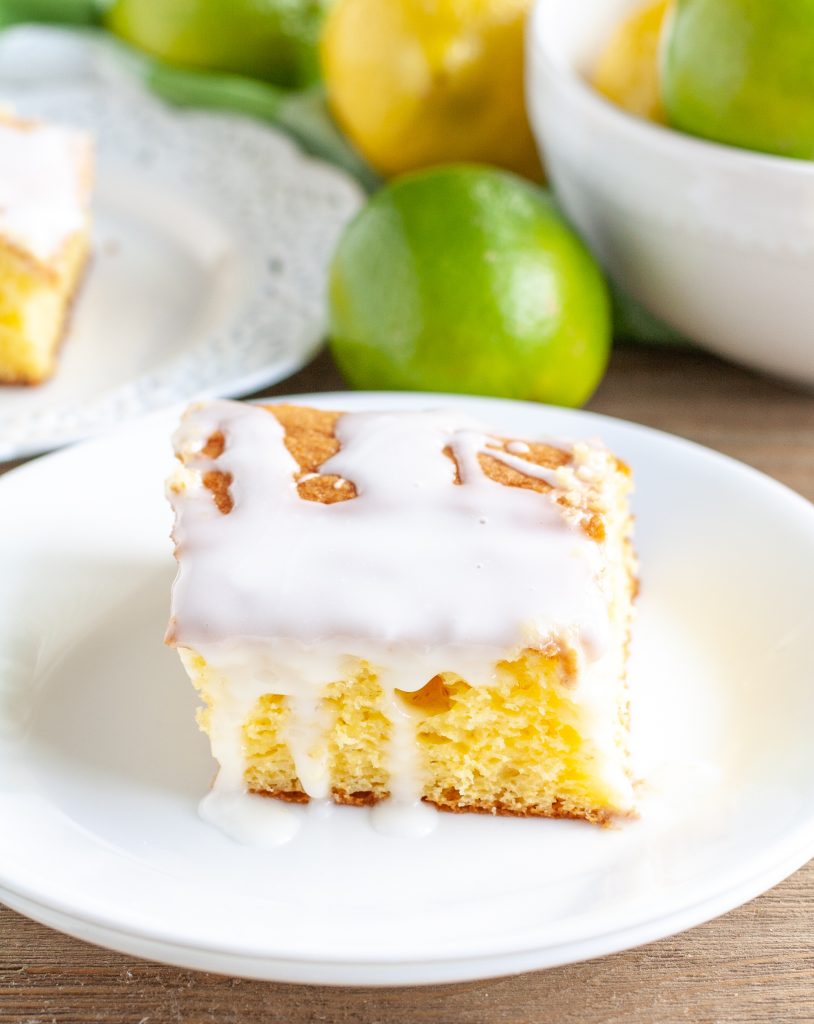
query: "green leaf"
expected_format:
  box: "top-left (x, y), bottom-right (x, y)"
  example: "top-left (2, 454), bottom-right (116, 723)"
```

top-left (144, 62), bottom-right (378, 190)
top-left (0, 0), bottom-right (102, 27)
top-left (611, 282), bottom-right (691, 347)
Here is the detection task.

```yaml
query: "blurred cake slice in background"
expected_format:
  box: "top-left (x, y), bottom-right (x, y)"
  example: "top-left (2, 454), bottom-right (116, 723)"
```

top-left (166, 401), bottom-right (638, 841)
top-left (0, 110), bottom-right (92, 385)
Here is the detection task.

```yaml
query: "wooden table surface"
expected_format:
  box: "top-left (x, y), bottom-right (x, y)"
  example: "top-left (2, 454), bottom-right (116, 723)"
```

top-left (2, 344), bottom-right (814, 1023)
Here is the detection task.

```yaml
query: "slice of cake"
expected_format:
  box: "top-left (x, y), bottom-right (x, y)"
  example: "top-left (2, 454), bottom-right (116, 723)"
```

top-left (0, 110), bottom-right (93, 385)
top-left (166, 400), bottom-right (638, 837)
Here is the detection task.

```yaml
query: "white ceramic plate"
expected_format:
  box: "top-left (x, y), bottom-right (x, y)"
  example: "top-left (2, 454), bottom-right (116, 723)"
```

top-left (1, 392), bottom-right (813, 986)
top-left (0, 28), bottom-right (362, 461)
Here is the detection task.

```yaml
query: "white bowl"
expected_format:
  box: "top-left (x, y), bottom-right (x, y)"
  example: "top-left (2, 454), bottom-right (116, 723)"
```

top-left (527, 0), bottom-right (814, 388)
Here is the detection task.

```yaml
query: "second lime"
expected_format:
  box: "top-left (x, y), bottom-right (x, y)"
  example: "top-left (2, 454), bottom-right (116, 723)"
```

top-left (328, 165), bottom-right (611, 408)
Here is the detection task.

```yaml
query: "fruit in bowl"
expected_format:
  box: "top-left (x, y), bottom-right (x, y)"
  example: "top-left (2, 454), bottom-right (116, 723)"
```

top-left (528, 0), bottom-right (814, 388)
top-left (663, 0), bottom-right (814, 160)
top-left (593, 0), bottom-right (669, 122)
top-left (594, 0), bottom-right (814, 161)
top-left (328, 165), bottom-right (610, 407)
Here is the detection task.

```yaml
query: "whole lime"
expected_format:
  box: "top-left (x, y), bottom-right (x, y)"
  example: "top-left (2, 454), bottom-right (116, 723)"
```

top-left (328, 166), bottom-right (610, 407)
top-left (662, 0), bottom-right (814, 159)
top-left (105, 0), bottom-right (328, 89)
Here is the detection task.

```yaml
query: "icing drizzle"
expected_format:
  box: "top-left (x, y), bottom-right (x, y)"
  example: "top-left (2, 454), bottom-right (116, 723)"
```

top-left (170, 403), bottom-right (609, 655)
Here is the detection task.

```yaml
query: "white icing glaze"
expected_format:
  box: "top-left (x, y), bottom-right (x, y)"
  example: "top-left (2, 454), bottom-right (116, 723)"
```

top-left (0, 117), bottom-right (90, 263)
top-left (369, 793), bottom-right (438, 839)
top-left (284, 681), bottom-right (332, 800)
top-left (199, 790), bottom-right (300, 847)
top-left (168, 401), bottom-right (632, 845)
top-left (372, 685), bottom-right (433, 833)
top-left (171, 403), bottom-right (609, 656)
top-left (506, 440), bottom-right (531, 454)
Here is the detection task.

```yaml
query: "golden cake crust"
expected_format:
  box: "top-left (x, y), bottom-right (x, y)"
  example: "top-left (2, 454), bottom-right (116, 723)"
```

top-left (249, 786), bottom-right (629, 825)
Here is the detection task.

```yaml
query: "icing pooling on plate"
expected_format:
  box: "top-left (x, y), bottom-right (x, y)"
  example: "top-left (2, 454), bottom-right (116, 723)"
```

top-left (0, 116), bottom-right (90, 264)
top-left (168, 401), bottom-right (623, 844)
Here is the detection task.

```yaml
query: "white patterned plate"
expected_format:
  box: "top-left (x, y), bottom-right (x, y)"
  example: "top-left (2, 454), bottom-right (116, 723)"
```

top-left (0, 28), bottom-right (363, 461)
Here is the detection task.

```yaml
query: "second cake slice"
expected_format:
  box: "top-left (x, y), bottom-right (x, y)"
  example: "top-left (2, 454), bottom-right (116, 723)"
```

top-left (0, 111), bottom-right (92, 385)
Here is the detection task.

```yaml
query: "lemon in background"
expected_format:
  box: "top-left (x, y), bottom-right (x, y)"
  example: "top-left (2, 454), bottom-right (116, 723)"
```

top-left (593, 0), bottom-right (671, 122)
top-left (328, 166), bottom-right (610, 407)
top-left (321, 0), bottom-right (543, 180)
top-left (662, 0), bottom-right (814, 159)
top-left (105, 0), bottom-right (328, 88)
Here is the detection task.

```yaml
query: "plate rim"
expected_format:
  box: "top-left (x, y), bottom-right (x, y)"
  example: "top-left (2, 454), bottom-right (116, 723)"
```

top-left (1, 391), bottom-right (814, 982)
top-left (2, 344), bottom-right (323, 464)
top-left (2, 841), bottom-right (812, 985)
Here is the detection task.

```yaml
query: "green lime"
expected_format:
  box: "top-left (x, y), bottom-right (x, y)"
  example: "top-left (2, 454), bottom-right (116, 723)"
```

top-left (662, 0), bottom-right (814, 159)
top-left (105, 0), bottom-right (328, 89)
top-left (328, 165), bottom-right (610, 408)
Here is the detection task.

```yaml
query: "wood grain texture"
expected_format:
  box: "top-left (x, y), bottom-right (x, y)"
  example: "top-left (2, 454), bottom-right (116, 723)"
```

top-left (2, 344), bottom-right (813, 1023)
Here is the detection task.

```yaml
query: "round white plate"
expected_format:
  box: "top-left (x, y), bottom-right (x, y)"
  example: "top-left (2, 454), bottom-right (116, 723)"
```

top-left (1, 392), bottom-right (813, 986)
top-left (0, 28), bottom-right (363, 462)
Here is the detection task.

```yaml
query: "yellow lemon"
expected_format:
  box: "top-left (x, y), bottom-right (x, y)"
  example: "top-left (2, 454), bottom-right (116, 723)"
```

top-left (593, 0), bottom-right (672, 122)
top-left (321, 0), bottom-right (543, 180)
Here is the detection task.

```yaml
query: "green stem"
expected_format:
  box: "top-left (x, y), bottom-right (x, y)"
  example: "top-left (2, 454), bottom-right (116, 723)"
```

top-left (146, 63), bottom-right (287, 123)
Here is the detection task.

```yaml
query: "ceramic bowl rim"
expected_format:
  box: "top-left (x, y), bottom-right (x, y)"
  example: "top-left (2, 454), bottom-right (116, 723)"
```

top-left (528, 0), bottom-right (814, 182)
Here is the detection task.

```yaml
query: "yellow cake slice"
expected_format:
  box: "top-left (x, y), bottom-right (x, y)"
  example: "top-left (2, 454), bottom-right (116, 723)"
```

top-left (0, 110), bottom-right (92, 385)
top-left (166, 401), bottom-right (638, 840)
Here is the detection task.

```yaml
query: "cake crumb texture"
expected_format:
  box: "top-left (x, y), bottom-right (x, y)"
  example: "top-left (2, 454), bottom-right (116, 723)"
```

top-left (185, 650), bottom-right (632, 826)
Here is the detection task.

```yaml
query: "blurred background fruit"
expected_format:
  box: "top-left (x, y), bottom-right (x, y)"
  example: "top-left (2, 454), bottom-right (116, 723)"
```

top-left (0, 0), bottom-right (686, 364)
top-left (593, 0), bottom-right (670, 122)
top-left (321, 0), bottom-right (543, 180)
top-left (0, 0), bottom-right (99, 26)
top-left (105, 0), bottom-right (329, 89)
top-left (328, 165), bottom-right (610, 407)
top-left (662, 0), bottom-right (814, 159)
